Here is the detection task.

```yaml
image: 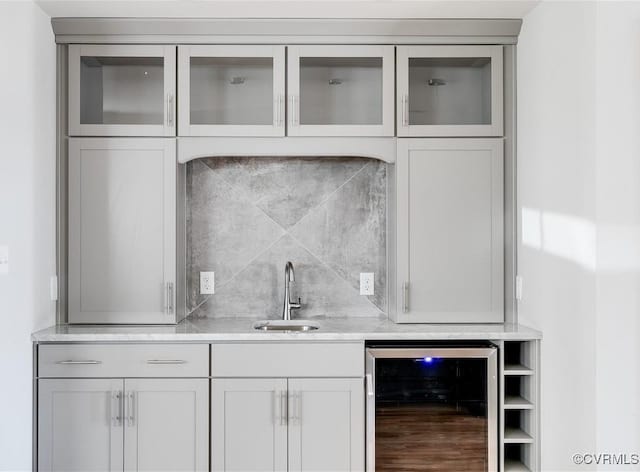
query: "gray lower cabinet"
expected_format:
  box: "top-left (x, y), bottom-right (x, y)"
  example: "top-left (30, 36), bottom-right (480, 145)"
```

top-left (123, 379), bottom-right (208, 471)
top-left (211, 378), bottom-right (288, 471)
top-left (393, 138), bottom-right (504, 323)
top-left (38, 378), bottom-right (208, 471)
top-left (211, 377), bottom-right (364, 472)
top-left (68, 138), bottom-right (177, 324)
top-left (38, 379), bottom-right (123, 471)
top-left (287, 378), bottom-right (365, 472)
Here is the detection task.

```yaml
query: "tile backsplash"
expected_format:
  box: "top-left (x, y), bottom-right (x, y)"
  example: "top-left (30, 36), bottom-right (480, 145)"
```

top-left (187, 156), bottom-right (387, 319)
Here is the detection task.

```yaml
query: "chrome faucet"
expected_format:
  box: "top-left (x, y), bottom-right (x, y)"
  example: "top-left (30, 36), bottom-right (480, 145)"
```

top-left (282, 261), bottom-right (301, 320)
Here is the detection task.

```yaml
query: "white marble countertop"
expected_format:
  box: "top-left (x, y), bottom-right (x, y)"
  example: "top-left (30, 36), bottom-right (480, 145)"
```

top-left (32, 317), bottom-right (542, 342)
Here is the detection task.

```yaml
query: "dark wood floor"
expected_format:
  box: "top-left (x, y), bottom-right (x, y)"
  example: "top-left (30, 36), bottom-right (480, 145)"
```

top-left (375, 403), bottom-right (488, 472)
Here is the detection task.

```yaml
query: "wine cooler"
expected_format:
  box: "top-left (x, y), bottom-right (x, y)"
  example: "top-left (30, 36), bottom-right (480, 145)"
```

top-left (366, 343), bottom-right (498, 471)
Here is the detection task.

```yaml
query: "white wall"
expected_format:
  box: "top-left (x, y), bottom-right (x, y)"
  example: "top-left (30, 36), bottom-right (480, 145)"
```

top-left (518, 2), bottom-right (598, 470)
top-left (519, 1), bottom-right (640, 470)
top-left (594, 1), bottom-right (640, 464)
top-left (0, 1), bottom-right (56, 470)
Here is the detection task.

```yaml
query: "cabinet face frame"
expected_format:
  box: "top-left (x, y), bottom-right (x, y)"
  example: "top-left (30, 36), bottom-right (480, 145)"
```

top-left (394, 138), bottom-right (504, 323)
top-left (397, 45), bottom-right (504, 137)
top-left (68, 44), bottom-right (176, 137)
top-left (68, 138), bottom-right (177, 324)
top-left (178, 45), bottom-right (286, 137)
top-left (287, 45), bottom-right (395, 137)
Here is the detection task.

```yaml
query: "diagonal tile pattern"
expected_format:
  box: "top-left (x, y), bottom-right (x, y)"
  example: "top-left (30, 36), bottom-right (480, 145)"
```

top-left (204, 156), bottom-right (367, 229)
top-left (190, 235), bottom-right (383, 318)
top-left (187, 156), bottom-right (387, 318)
top-left (187, 160), bottom-right (286, 310)
top-left (289, 161), bottom-right (387, 310)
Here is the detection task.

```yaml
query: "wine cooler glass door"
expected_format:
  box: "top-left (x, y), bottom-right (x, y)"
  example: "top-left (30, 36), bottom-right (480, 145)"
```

top-left (366, 347), bottom-right (497, 472)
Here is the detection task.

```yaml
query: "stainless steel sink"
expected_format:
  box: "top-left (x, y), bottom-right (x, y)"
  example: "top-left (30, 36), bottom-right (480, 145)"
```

top-left (253, 320), bottom-right (320, 332)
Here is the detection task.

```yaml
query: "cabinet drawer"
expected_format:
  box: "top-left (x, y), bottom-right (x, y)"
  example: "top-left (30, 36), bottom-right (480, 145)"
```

top-left (38, 344), bottom-right (209, 378)
top-left (211, 342), bottom-right (363, 378)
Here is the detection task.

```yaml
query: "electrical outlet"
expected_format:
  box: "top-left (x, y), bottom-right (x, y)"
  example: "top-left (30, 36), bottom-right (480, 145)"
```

top-left (0, 245), bottom-right (8, 275)
top-left (360, 272), bottom-right (374, 296)
top-left (200, 271), bottom-right (215, 295)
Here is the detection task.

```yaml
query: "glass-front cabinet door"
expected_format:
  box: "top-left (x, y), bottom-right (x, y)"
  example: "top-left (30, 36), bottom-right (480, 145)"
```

top-left (397, 46), bottom-right (503, 137)
top-left (68, 45), bottom-right (176, 136)
top-left (178, 45), bottom-right (285, 136)
top-left (287, 45), bottom-right (394, 136)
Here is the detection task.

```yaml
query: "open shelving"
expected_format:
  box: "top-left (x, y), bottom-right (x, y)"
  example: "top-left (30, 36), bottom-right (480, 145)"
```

top-left (500, 340), bottom-right (540, 471)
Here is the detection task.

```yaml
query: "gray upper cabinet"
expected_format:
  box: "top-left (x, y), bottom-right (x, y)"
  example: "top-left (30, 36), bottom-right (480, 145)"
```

top-left (394, 138), bottom-right (504, 323)
top-left (287, 45), bottom-right (395, 136)
top-left (68, 138), bottom-right (177, 324)
top-left (178, 45), bottom-right (286, 137)
top-left (69, 45), bottom-right (176, 137)
top-left (397, 46), bottom-right (504, 137)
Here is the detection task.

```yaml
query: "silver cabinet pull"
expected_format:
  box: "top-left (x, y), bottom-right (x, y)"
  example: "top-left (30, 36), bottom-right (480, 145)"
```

top-left (56, 360), bottom-right (102, 365)
top-left (289, 96), bottom-right (294, 126)
top-left (274, 94), bottom-right (285, 127)
top-left (146, 359), bottom-right (186, 365)
top-left (166, 282), bottom-right (174, 315)
top-left (279, 391), bottom-right (287, 426)
top-left (273, 96), bottom-right (278, 127)
top-left (126, 391), bottom-right (135, 427)
top-left (293, 391), bottom-right (301, 424)
top-left (288, 391), bottom-right (301, 424)
top-left (402, 281), bottom-right (410, 313)
top-left (111, 391), bottom-right (123, 426)
top-left (289, 391), bottom-right (296, 423)
top-left (289, 95), bottom-right (299, 126)
top-left (272, 390), bottom-right (277, 425)
top-left (402, 94), bottom-right (409, 127)
top-left (279, 94), bottom-right (285, 127)
top-left (167, 93), bottom-right (174, 127)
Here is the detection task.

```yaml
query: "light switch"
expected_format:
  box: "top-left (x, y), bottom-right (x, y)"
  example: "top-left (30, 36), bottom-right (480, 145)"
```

top-left (200, 271), bottom-right (215, 295)
top-left (360, 272), bottom-right (374, 296)
top-left (0, 245), bottom-right (8, 275)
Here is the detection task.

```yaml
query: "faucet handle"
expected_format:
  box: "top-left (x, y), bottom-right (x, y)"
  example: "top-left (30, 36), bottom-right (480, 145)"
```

top-left (291, 297), bottom-right (302, 309)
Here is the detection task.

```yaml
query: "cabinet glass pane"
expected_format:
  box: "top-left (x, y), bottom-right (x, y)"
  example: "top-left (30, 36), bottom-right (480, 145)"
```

top-left (190, 57), bottom-right (273, 125)
top-left (299, 57), bottom-right (382, 125)
top-left (408, 57), bottom-right (492, 126)
top-left (80, 56), bottom-right (164, 125)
